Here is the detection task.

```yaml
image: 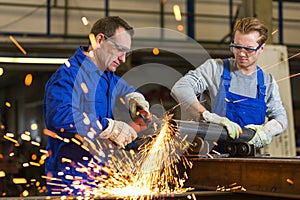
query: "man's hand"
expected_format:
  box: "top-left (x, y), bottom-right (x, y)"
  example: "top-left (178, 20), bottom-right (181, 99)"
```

top-left (126, 92), bottom-right (150, 118)
top-left (244, 124), bottom-right (269, 148)
top-left (202, 110), bottom-right (242, 139)
top-left (245, 119), bottom-right (283, 148)
top-left (99, 119), bottom-right (137, 148)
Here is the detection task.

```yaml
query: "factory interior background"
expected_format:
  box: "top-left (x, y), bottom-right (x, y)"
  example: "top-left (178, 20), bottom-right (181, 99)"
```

top-left (1, 0), bottom-right (300, 197)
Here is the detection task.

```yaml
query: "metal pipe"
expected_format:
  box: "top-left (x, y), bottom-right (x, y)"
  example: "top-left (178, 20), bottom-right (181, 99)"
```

top-left (174, 119), bottom-right (255, 143)
top-left (125, 119), bottom-right (255, 151)
top-left (187, 0), bottom-right (195, 39)
top-left (160, 0), bottom-right (165, 39)
top-left (64, 0), bottom-right (68, 37)
top-left (229, 0), bottom-right (233, 42)
top-left (47, 0), bottom-right (51, 36)
top-left (105, 0), bottom-right (109, 16)
top-left (278, 0), bottom-right (283, 44)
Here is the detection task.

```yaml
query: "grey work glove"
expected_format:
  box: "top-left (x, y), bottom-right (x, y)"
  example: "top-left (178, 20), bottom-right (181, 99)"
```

top-left (202, 110), bottom-right (242, 139)
top-left (99, 118), bottom-right (137, 148)
top-left (245, 119), bottom-right (283, 148)
top-left (126, 92), bottom-right (150, 118)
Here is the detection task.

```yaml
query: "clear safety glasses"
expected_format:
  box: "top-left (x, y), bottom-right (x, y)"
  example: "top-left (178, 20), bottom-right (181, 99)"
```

top-left (103, 34), bottom-right (131, 57)
top-left (229, 42), bottom-right (264, 55)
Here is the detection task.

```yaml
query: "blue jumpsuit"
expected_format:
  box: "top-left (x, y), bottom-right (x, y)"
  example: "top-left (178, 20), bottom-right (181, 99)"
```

top-left (43, 46), bottom-right (136, 195)
top-left (212, 59), bottom-right (266, 152)
top-left (212, 59), bottom-right (266, 127)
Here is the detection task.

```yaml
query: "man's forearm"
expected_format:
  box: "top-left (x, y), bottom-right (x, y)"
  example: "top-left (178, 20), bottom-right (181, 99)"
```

top-left (187, 102), bottom-right (207, 119)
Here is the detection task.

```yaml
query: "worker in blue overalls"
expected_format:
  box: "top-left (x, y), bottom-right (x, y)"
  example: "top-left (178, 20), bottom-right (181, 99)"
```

top-left (171, 17), bottom-right (287, 151)
top-left (44, 16), bottom-right (150, 195)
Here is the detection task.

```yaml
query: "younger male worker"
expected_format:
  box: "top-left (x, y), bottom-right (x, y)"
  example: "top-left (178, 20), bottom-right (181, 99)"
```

top-left (43, 16), bottom-right (150, 195)
top-left (171, 17), bottom-right (287, 150)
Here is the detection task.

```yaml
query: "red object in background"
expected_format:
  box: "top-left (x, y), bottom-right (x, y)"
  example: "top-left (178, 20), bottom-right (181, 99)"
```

top-left (129, 110), bottom-right (152, 133)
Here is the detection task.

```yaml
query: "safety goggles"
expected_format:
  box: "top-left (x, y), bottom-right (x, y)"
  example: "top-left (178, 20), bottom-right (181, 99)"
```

top-left (103, 34), bottom-right (131, 55)
top-left (229, 42), bottom-right (264, 55)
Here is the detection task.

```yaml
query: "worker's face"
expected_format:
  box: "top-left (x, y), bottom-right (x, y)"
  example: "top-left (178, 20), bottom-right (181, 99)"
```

top-left (231, 30), bottom-right (265, 71)
top-left (94, 27), bottom-right (131, 72)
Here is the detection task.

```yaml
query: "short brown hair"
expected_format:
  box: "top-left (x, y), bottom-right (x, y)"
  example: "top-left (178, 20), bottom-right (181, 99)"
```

top-left (233, 17), bottom-right (268, 44)
top-left (90, 16), bottom-right (134, 38)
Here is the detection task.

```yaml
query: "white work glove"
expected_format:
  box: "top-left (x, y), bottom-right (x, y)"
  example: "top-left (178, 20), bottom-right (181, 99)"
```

top-left (202, 110), bottom-right (242, 139)
top-left (99, 118), bottom-right (137, 148)
top-left (245, 119), bottom-right (283, 148)
top-left (125, 92), bottom-right (150, 118)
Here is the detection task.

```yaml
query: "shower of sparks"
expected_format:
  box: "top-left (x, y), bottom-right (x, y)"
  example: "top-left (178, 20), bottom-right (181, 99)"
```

top-left (216, 182), bottom-right (246, 192)
top-left (108, 115), bottom-right (193, 197)
top-left (0, 128), bottom-right (49, 196)
top-left (40, 114), bottom-right (194, 198)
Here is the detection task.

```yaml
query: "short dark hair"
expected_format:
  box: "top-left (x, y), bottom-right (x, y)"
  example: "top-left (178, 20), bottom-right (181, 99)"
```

top-left (90, 16), bottom-right (134, 38)
top-left (233, 17), bottom-right (268, 44)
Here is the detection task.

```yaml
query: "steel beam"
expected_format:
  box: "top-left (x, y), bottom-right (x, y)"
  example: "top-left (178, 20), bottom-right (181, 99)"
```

top-left (185, 157), bottom-right (300, 199)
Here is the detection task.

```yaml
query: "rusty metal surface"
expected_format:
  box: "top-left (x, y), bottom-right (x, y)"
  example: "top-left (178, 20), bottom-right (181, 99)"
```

top-left (185, 157), bottom-right (300, 199)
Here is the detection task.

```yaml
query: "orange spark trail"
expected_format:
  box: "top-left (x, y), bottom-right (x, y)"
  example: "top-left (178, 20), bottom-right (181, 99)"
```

top-left (276, 72), bottom-right (300, 84)
top-left (9, 35), bottom-right (27, 55)
top-left (40, 114), bottom-right (193, 198)
top-left (262, 52), bottom-right (300, 72)
top-left (253, 51), bottom-right (300, 85)
top-left (99, 115), bottom-right (193, 198)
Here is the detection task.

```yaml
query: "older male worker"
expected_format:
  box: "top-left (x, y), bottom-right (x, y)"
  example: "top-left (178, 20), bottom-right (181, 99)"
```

top-left (43, 16), bottom-right (150, 195)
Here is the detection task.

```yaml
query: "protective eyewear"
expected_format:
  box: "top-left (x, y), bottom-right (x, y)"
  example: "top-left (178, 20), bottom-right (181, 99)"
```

top-left (103, 34), bottom-right (131, 54)
top-left (229, 42), bottom-right (264, 55)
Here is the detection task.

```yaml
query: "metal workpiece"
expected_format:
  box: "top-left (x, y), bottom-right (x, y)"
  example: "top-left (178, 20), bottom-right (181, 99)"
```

top-left (174, 120), bottom-right (255, 143)
top-left (126, 119), bottom-right (257, 156)
top-left (185, 157), bottom-right (300, 199)
top-left (173, 119), bottom-right (257, 157)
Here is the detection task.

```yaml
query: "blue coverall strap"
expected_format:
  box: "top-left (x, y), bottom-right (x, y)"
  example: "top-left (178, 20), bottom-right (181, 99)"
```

top-left (212, 59), bottom-right (230, 116)
top-left (256, 66), bottom-right (266, 100)
top-left (221, 59), bottom-right (231, 85)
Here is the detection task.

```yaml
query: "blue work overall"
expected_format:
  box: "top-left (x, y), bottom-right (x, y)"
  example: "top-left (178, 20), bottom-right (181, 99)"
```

top-left (212, 59), bottom-right (266, 152)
